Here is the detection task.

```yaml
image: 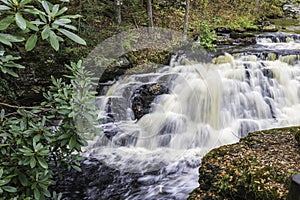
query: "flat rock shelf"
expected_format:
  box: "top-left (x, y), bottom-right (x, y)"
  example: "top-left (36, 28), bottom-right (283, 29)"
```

top-left (188, 126), bottom-right (300, 200)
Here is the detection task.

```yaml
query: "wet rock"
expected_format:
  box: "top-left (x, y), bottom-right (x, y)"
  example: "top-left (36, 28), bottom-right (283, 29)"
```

top-left (234, 28), bottom-right (246, 33)
top-left (261, 24), bottom-right (278, 32)
top-left (103, 123), bottom-right (121, 139)
top-left (115, 56), bottom-right (133, 69)
top-left (50, 157), bottom-right (162, 200)
top-left (215, 26), bottom-right (232, 34)
top-left (96, 79), bottom-right (117, 95)
top-left (255, 20), bottom-right (278, 32)
top-left (215, 35), bottom-right (233, 45)
top-left (50, 158), bottom-right (118, 200)
top-left (99, 55), bottom-right (134, 82)
top-left (236, 37), bottom-right (257, 45)
top-left (131, 83), bottom-right (168, 120)
top-left (228, 32), bottom-right (257, 45)
top-left (230, 32), bottom-right (255, 39)
top-left (245, 26), bottom-right (259, 32)
top-left (170, 45), bottom-right (212, 67)
top-left (287, 174), bottom-right (300, 200)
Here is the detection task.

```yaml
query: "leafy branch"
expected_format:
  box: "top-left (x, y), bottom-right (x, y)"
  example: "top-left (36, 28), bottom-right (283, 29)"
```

top-left (0, 0), bottom-right (87, 77)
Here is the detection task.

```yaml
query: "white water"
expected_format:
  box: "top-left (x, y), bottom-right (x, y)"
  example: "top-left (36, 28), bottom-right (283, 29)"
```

top-left (256, 33), bottom-right (300, 49)
top-left (85, 34), bottom-right (300, 200)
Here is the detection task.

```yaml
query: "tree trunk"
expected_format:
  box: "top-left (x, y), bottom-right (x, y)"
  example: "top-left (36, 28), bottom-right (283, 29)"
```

top-left (183, 0), bottom-right (190, 39)
top-left (115, 0), bottom-right (122, 26)
top-left (146, 0), bottom-right (154, 28)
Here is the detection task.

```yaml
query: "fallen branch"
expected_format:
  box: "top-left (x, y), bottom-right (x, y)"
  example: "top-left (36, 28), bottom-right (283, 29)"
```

top-left (0, 102), bottom-right (50, 111)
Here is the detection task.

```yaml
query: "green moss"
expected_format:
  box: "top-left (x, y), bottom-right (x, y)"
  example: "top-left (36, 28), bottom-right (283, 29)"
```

top-left (190, 127), bottom-right (300, 200)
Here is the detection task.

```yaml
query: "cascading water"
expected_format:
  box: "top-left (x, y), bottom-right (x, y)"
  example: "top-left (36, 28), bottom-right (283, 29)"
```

top-left (82, 32), bottom-right (300, 200)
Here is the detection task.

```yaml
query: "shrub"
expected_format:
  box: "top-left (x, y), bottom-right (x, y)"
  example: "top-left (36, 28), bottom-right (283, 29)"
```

top-left (0, 60), bottom-right (98, 199)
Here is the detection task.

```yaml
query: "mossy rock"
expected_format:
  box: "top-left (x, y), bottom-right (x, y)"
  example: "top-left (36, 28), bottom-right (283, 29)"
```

top-left (189, 126), bottom-right (300, 200)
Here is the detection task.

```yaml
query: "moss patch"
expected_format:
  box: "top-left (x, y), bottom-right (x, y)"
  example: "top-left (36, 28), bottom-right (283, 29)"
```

top-left (189, 126), bottom-right (300, 200)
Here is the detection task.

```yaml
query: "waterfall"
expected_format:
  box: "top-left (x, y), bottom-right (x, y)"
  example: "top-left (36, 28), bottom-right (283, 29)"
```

top-left (83, 33), bottom-right (300, 200)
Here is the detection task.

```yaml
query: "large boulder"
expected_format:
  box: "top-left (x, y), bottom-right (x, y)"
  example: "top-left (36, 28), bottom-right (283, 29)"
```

top-left (189, 127), bottom-right (300, 200)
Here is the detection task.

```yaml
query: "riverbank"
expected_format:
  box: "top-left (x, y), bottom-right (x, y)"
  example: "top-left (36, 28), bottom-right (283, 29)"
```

top-left (188, 127), bottom-right (300, 200)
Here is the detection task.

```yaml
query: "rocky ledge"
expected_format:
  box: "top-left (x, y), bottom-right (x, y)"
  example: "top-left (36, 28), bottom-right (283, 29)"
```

top-left (188, 126), bottom-right (300, 200)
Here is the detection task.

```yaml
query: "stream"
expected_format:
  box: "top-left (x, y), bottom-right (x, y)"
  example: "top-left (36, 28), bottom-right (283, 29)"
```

top-left (59, 31), bottom-right (300, 199)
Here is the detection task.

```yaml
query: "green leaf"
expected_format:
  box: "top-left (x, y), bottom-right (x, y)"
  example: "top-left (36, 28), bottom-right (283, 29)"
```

top-left (0, 168), bottom-right (3, 178)
top-left (0, 0), bottom-right (10, 6)
top-left (61, 24), bottom-right (77, 31)
top-left (18, 173), bottom-right (29, 186)
top-left (58, 28), bottom-right (86, 45)
top-left (19, 147), bottom-right (34, 155)
top-left (39, 13), bottom-right (47, 23)
top-left (20, 0), bottom-right (33, 6)
top-left (15, 13), bottom-right (27, 30)
top-left (0, 5), bottom-right (10, 11)
top-left (58, 109), bottom-right (70, 115)
top-left (34, 143), bottom-right (43, 151)
top-left (0, 16), bottom-right (14, 30)
top-left (63, 14), bottom-right (82, 19)
top-left (0, 35), bottom-right (12, 47)
top-left (25, 34), bottom-right (37, 51)
top-left (57, 133), bottom-right (70, 140)
top-left (68, 135), bottom-right (76, 149)
top-left (49, 31), bottom-right (59, 51)
top-left (71, 165), bottom-right (82, 172)
top-left (57, 35), bottom-right (64, 42)
top-left (38, 148), bottom-right (49, 156)
top-left (4, 34), bottom-right (25, 42)
top-left (42, 188), bottom-right (51, 197)
top-left (1, 67), bottom-right (18, 77)
top-left (30, 157), bottom-right (36, 168)
top-left (24, 8), bottom-right (43, 15)
top-left (31, 20), bottom-right (45, 26)
top-left (20, 146), bottom-right (33, 153)
top-left (26, 21), bottom-right (39, 31)
top-left (33, 134), bottom-right (41, 143)
top-left (41, 25), bottom-right (50, 39)
top-left (53, 18), bottom-right (71, 26)
top-left (56, 7), bottom-right (68, 16)
top-left (51, 4), bottom-right (59, 16)
top-left (2, 186), bottom-right (17, 193)
top-left (37, 157), bottom-right (48, 169)
top-left (0, 179), bottom-right (10, 186)
top-left (23, 130), bottom-right (34, 135)
top-left (41, 1), bottom-right (50, 15)
top-left (34, 187), bottom-right (40, 199)
top-left (9, 63), bottom-right (24, 69)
